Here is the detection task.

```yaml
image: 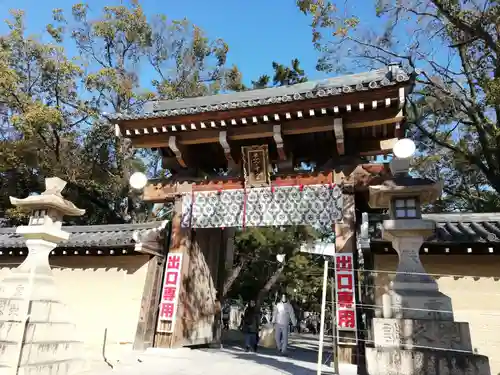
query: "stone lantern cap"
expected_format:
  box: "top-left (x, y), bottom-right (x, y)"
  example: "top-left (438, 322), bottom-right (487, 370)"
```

top-left (10, 177), bottom-right (85, 243)
top-left (368, 175), bottom-right (443, 209)
top-left (9, 177), bottom-right (85, 217)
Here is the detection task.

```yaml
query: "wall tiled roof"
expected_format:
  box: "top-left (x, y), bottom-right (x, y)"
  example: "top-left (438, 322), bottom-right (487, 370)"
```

top-left (370, 213), bottom-right (500, 244)
top-left (425, 213), bottom-right (500, 243)
top-left (0, 222), bottom-right (164, 249)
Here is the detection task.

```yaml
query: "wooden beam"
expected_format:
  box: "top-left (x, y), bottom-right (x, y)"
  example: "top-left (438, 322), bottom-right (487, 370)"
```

top-left (117, 86), bottom-right (403, 129)
top-left (344, 114), bottom-right (403, 129)
top-left (141, 164), bottom-right (391, 202)
top-left (133, 254), bottom-right (166, 350)
top-left (135, 247), bottom-right (163, 257)
top-left (273, 124), bottom-right (286, 161)
top-left (333, 118), bottom-right (345, 155)
top-left (355, 137), bottom-right (398, 156)
top-left (168, 136), bottom-right (187, 168)
top-left (130, 109), bottom-right (404, 148)
top-left (154, 199), bottom-right (192, 348)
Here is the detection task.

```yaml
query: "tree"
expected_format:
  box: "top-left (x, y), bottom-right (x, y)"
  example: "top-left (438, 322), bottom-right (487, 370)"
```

top-left (0, 10), bottom-right (102, 224)
top-left (298, 0), bottom-right (500, 212)
top-left (251, 58), bottom-right (308, 89)
top-left (224, 226), bottom-right (325, 309)
top-left (0, 2), bottom-right (244, 224)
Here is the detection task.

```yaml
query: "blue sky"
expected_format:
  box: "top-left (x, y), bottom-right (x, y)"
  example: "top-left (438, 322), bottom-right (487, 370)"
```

top-left (0, 0), bottom-right (376, 85)
top-left (0, 0), bottom-right (321, 83)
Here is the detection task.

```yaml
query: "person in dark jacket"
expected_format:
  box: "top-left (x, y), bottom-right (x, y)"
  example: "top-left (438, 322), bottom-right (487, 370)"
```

top-left (242, 300), bottom-right (259, 352)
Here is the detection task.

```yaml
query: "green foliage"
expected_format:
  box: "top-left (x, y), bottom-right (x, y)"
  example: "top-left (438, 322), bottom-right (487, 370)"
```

top-left (0, 2), bottom-right (324, 306)
top-left (228, 226), bottom-right (324, 305)
top-left (251, 58), bottom-right (308, 89)
top-left (298, 0), bottom-right (500, 212)
top-left (0, 1), bottom-right (244, 225)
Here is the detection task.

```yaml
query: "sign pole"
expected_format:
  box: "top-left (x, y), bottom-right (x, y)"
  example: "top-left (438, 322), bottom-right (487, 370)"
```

top-left (316, 258), bottom-right (329, 375)
top-left (331, 276), bottom-right (339, 374)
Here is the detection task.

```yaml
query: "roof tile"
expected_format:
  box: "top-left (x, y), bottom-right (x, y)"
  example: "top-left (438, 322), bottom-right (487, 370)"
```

top-left (107, 65), bottom-right (411, 122)
top-left (0, 222), bottom-right (165, 250)
top-left (370, 213), bottom-right (500, 244)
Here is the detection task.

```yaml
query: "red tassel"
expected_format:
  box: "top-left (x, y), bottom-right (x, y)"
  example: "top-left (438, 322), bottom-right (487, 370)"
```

top-left (299, 184), bottom-right (304, 192)
top-left (271, 185), bottom-right (275, 193)
top-left (242, 188), bottom-right (248, 230)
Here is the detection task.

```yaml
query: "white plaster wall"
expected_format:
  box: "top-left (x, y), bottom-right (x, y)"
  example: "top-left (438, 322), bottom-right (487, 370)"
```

top-left (374, 254), bottom-right (500, 375)
top-left (0, 254), bottom-right (150, 367)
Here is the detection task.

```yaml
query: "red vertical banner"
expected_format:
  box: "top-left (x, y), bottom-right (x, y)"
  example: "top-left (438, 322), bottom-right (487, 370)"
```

top-left (335, 253), bottom-right (357, 331)
top-left (157, 253), bottom-right (183, 333)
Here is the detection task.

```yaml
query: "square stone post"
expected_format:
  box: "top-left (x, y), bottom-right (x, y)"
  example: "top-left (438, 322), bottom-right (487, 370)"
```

top-left (0, 177), bottom-right (86, 375)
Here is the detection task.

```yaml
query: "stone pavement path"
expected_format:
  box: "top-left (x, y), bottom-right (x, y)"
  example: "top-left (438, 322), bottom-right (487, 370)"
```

top-left (87, 334), bottom-right (357, 375)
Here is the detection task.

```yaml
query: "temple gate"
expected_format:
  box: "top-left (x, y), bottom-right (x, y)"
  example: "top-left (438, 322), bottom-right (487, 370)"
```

top-left (108, 63), bottom-right (412, 358)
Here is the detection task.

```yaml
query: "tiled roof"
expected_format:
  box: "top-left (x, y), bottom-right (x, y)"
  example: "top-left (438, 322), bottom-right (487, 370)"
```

top-left (424, 213), bottom-right (500, 243)
top-left (369, 213), bottom-right (500, 244)
top-left (0, 222), bottom-right (164, 249)
top-left (107, 64), bottom-right (411, 121)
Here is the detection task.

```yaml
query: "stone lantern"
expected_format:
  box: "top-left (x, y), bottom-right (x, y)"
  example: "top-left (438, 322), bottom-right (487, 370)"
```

top-left (369, 157), bottom-right (443, 298)
top-left (0, 177), bottom-right (86, 375)
top-left (364, 155), bottom-right (490, 375)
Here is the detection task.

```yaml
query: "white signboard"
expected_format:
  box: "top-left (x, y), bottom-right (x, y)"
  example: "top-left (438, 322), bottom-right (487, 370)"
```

top-left (300, 240), bottom-right (336, 257)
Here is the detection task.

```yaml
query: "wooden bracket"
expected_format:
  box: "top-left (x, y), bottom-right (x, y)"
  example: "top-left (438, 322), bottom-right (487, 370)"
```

top-left (114, 124), bottom-right (122, 137)
top-left (333, 118), bottom-right (345, 155)
top-left (168, 136), bottom-right (187, 168)
top-left (394, 109), bottom-right (404, 138)
top-left (219, 130), bottom-right (238, 171)
top-left (273, 125), bottom-right (287, 161)
top-left (219, 131), bottom-right (233, 162)
top-left (399, 87), bottom-right (405, 108)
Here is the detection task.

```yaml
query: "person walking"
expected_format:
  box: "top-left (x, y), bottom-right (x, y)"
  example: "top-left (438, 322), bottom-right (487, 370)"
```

top-left (222, 302), bottom-right (230, 330)
top-left (242, 300), bottom-right (259, 352)
top-left (272, 294), bottom-right (297, 355)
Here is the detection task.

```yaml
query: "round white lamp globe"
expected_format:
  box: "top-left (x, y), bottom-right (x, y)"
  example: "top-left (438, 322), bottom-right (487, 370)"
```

top-left (129, 172), bottom-right (148, 190)
top-left (393, 138), bottom-right (416, 159)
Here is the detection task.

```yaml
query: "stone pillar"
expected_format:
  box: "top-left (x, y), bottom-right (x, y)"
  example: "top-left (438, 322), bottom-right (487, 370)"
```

top-left (365, 160), bottom-right (490, 375)
top-left (0, 177), bottom-right (86, 375)
top-left (390, 236), bottom-right (437, 292)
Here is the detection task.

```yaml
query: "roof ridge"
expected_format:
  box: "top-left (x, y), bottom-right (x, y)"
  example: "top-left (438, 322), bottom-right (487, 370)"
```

top-left (108, 65), bottom-right (411, 121)
top-left (423, 213), bottom-right (500, 222)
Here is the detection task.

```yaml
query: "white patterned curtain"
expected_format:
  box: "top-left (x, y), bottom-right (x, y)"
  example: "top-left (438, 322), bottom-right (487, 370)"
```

top-left (181, 184), bottom-right (343, 229)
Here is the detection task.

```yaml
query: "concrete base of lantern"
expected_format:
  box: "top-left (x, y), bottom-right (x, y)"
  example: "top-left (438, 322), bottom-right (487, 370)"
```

top-left (365, 347), bottom-right (490, 375)
top-left (0, 240), bottom-right (86, 375)
top-left (371, 318), bottom-right (473, 351)
top-left (382, 289), bottom-right (454, 321)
